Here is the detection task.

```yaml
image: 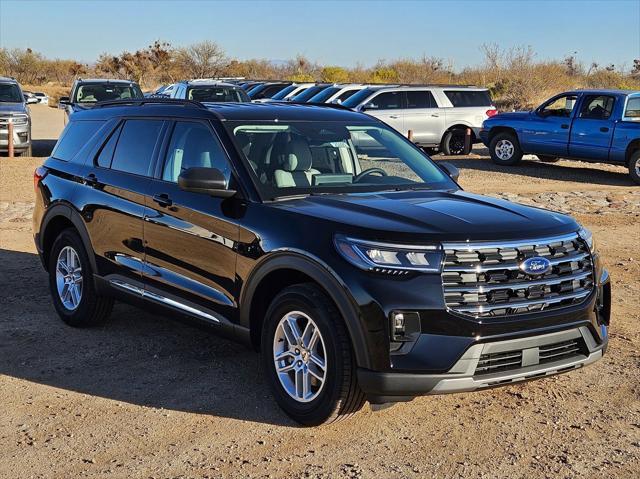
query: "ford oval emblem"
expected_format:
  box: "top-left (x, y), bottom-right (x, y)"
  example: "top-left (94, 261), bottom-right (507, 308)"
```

top-left (520, 256), bottom-right (551, 275)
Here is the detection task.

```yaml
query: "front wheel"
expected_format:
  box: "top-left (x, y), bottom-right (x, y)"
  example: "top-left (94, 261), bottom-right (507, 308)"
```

top-left (489, 132), bottom-right (523, 165)
top-left (629, 150), bottom-right (640, 185)
top-left (261, 283), bottom-right (365, 426)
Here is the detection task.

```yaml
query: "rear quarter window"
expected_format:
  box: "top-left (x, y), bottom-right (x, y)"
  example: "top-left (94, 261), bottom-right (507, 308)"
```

top-left (623, 96), bottom-right (640, 120)
top-left (51, 120), bottom-right (105, 162)
top-left (444, 90), bottom-right (492, 107)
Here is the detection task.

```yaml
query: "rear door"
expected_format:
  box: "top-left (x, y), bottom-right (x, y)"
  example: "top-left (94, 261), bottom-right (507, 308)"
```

top-left (143, 119), bottom-right (240, 322)
top-left (74, 118), bottom-right (166, 289)
top-left (403, 90), bottom-right (444, 145)
top-left (520, 93), bottom-right (578, 156)
top-left (362, 91), bottom-right (405, 134)
top-left (568, 94), bottom-right (616, 160)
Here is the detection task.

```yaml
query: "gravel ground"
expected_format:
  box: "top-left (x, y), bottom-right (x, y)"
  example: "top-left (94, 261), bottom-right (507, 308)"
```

top-left (0, 106), bottom-right (639, 478)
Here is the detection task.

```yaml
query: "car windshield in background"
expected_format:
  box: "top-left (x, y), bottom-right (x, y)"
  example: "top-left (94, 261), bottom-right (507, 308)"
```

top-left (308, 86), bottom-right (340, 103)
top-left (0, 83), bottom-right (23, 102)
top-left (341, 88), bottom-right (377, 108)
top-left (444, 90), bottom-right (492, 107)
top-left (226, 120), bottom-right (454, 199)
top-left (290, 86), bottom-right (329, 103)
top-left (270, 85), bottom-right (297, 100)
top-left (75, 84), bottom-right (143, 103)
top-left (188, 86), bottom-right (249, 103)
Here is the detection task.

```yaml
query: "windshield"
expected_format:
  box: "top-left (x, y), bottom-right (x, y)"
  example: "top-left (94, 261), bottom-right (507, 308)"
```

top-left (270, 85), bottom-right (298, 100)
top-left (226, 120), bottom-right (454, 199)
top-left (0, 83), bottom-right (24, 103)
top-left (308, 86), bottom-right (341, 103)
top-left (187, 86), bottom-right (250, 102)
top-left (341, 88), bottom-right (376, 108)
top-left (74, 83), bottom-right (143, 103)
top-left (290, 85), bottom-right (329, 103)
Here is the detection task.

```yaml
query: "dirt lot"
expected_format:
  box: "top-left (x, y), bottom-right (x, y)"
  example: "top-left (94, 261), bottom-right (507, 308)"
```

top-left (0, 106), bottom-right (639, 478)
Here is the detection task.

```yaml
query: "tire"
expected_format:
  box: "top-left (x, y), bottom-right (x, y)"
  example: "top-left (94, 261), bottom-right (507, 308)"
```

top-left (489, 132), bottom-right (523, 165)
top-left (442, 129), bottom-right (471, 156)
top-left (48, 228), bottom-right (114, 327)
top-left (261, 283), bottom-right (366, 426)
top-left (20, 145), bottom-right (33, 157)
top-left (537, 155), bottom-right (560, 163)
top-left (629, 150), bottom-right (640, 185)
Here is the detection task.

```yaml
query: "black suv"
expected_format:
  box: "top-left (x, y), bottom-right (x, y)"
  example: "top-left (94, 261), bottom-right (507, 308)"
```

top-left (33, 99), bottom-right (610, 426)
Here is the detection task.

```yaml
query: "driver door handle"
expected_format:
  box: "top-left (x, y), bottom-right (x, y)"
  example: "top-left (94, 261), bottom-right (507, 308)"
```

top-left (152, 193), bottom-right (172, 207)
top-left (431, 114), bottom-right (439, 117)
top-left (600, 126), bottom-right (609, 132)
top-left (389, 115), bottom-right (400, 119)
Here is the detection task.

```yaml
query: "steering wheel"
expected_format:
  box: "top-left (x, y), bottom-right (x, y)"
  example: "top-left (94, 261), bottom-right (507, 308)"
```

top-left (353, 168), bottom-right (388, 183)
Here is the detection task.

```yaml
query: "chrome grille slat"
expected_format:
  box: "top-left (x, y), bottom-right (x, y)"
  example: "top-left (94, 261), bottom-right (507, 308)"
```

top-left (442, 233), bottom-right (595, 318)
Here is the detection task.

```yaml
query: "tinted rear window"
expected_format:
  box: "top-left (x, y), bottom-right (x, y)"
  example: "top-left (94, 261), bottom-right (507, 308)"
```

top-left (444, 90), bottom-right (492, 107)
top-left (110, 119), bottom-right (163, 176)
top-left (51, 120), bottom-right (104, 162)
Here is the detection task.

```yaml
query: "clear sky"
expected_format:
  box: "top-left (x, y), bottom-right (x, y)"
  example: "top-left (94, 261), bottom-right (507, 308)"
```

top-left (1, 0), bottom-right (639, 70)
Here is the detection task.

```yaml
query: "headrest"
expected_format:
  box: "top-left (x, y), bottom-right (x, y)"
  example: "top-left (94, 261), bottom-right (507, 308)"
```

top-left (282, 138), bottom-right (313, 172)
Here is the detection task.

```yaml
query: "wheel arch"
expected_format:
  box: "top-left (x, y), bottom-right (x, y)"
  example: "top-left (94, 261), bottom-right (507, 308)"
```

top-left (487, 126), bottom-right (519, 144)
top-left (39, 203), bottom-right (97, 274)
top-left (239, 251), bottom-right (372, 369)
top-left (624, 139), bottom-right (640, 165)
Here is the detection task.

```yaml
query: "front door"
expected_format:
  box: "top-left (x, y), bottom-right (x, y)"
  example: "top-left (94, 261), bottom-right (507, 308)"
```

top-left (521, 93), bottom-right (578, 156)
top-left (143, 120), bottom-right (240, 323)
top-left (362, 91), bottom-right (405, 134)
top-left (569, 94), bottom-right (616, 161)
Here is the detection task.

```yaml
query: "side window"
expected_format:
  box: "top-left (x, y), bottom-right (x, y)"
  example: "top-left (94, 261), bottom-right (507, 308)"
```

top-left (579, 95), bottom-right (615, 120)
top-left (162, 121), bottom-right (232, 183)
top-left (95, 123), bottom-right (123, 168)
top-left (367, 92), bottom-right (402, 110)
top-left (540, 95), bottom-right (578, 117)
top-left (51, 120), bottom-right (104, 162)
top-left (406, 91), bottom-right (436, 109)
top-left (624, 96), bottom-right (640, 120)
top-left (110, 119), bottom-right (163, 176)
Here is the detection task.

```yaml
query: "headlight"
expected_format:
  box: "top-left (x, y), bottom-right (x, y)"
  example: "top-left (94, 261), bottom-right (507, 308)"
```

top-left (334, 235), bottom-right (442, 274)
top-left (578, 226), bottom-right (596, 253)
top-left (10, 115), bottom-right (29, 126)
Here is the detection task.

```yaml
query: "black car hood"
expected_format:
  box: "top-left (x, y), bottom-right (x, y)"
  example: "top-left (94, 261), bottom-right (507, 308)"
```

top-left (272, 189), bottom-right (578, 242)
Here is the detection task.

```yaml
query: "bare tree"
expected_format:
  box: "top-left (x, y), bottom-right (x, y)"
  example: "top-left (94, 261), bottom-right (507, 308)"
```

top-left (175, 41), bottom-right (227, 79)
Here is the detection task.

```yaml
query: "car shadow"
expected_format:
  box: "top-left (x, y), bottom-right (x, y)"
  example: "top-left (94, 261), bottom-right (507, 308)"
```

top-left (434, 155), bottom-right (635, 187)
top-left (0, 248), bottom-right (295, 426)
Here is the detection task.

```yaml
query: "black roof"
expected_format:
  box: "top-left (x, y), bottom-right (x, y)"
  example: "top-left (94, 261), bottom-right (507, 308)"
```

top-left (69, 99), bottom-right (374, 123)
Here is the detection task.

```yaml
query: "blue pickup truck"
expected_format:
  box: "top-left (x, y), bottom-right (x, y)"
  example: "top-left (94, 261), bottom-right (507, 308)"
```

top-left (479, 89), bottom-right (640, 184)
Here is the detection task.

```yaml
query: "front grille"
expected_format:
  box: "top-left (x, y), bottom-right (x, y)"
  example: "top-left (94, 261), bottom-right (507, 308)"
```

top-left (442, 233), bottom-right (594, 318)
top-left (475, 337), bottom-right (587, 376)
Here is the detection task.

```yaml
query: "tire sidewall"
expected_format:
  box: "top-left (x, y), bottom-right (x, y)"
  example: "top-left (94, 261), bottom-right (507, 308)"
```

top-left (48, 229), bottom-right (96, 326)
top-left (629, 151), bottom-right (640, 185)
top-left (261, 287), bottom-right (347, 425)
top-left (444, 129), bottom-right (470, 156)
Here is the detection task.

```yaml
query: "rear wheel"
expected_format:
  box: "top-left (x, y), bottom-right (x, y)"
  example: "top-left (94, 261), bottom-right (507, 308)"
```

top-left (537, 155), bottom-right (559, 163)
top-left (261, 283), bottom-right (365, 426)
top-left (443, 129), bottom-right (471, 156)
top-left (48, 228), bottom-right (114, 327)
top-left (489, 132), bottom-right (523, 165)
top-left (629, 150), bottom-right (640, 185)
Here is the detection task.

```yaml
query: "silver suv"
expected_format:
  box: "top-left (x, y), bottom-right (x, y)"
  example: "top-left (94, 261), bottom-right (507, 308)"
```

top-left (343, 85), bottom-right (497, 155)
top-left (0, 77), bottom-right (32, 156)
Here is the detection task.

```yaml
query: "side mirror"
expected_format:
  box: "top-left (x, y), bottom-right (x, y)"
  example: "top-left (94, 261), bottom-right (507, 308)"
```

top-left (439, 162), bottom-right (460, 182)
top-left (178, 167), bottom-right (236, 198)
top-left (58, 96), bottom-right (71, 108)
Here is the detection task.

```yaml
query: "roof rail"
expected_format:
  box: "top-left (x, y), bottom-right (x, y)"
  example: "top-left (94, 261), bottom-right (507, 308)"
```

top-left (92, 98), bottom-right (206, 109)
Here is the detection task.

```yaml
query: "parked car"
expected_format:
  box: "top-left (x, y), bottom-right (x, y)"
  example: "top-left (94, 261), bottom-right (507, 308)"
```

top-left (34, 99), bottom-right (610, 425)
top-left (288, 83), bottom-right (333, 103)
top-left (23, 91), bottom-right (39, 104)
top-left (145, 84), bottom-right (176, 98)
top-left (0, 77), bottom-right (32, 156)
top-left (256, 82), bottom-right (316, 103)
top-left (34, 92), bottom-right (49, 105)
top-left (480, 89), bottom-right (640, 184)
top-left (343, 85), bottom-right (497, 155)
top-left (247, 82), bottom-right (291, 100)
top-left (168, 80), bottom-right (250, 103)
top-left (307, 84), bottom-right (366, 104)
top-left (58, 78), bottom-right (144, 121)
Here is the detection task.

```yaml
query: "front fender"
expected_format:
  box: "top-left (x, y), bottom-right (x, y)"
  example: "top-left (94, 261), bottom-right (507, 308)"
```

top-left (239, 250), bottom-right (375, 369)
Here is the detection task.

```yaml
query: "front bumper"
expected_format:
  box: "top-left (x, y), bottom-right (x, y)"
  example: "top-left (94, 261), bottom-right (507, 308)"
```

top-left (0, 123), bottom-right (31, 151)
top-left (359, 325), bottom-right (607, 403)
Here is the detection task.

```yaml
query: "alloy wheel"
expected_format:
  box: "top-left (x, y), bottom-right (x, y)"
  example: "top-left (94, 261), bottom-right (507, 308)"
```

top-left (55, 246), bottom-right (83, 310)
top-left (495, 139), bottom-right (515, 160)
top-left (273, 311), bottom-right (327, 403)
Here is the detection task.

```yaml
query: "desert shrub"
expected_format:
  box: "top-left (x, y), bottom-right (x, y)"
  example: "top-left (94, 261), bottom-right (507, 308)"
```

top-left (321, 66), bottom-right (349, 83)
